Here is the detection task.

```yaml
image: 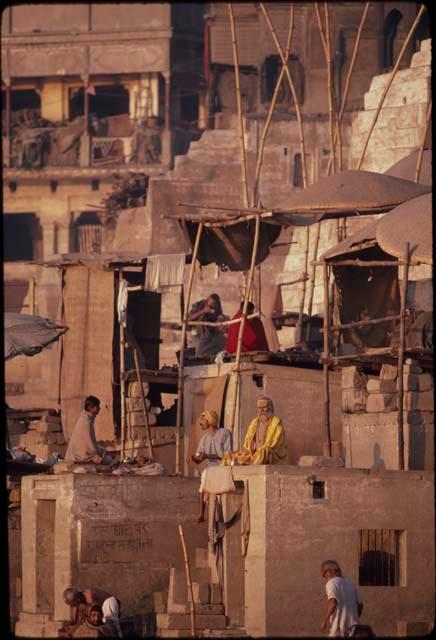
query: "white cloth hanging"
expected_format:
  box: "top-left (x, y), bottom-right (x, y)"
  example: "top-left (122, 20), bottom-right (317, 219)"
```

top-left (117, 279), bottom-right (128, 328)
top-left (144, 254), bottom-right (185, 292)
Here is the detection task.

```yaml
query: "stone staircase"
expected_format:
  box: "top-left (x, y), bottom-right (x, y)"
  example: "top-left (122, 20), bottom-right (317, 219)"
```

top-left (153, 547), bottom-right (246, 638)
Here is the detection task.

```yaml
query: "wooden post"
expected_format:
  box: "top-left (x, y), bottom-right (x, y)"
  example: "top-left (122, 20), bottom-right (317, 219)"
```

top-left (228, 3), bottom-right (250, 207)
top-left (295, 226), bottom-right (310, 344)
top-left (5, 79), bottom-right (11, 167)
top-left (133, 347), bottom-right (154, 462)
top-left (324, 2), bottom-right (336, 173)
top-left (176, 222), bottom-right (204, 475)
top-left (29, 277), bottom-right (35, 316)
top-left (305, 221), bottom-right (322, 342)
top-left (415, 99), bottom-right (431, 182)
top-left (119, 270), bottom-right (127, 460)
top-left (178, 524), bottom-right (196, 637)
top-left (325, 2), bottom-right (370, 176)
top-left (357, 5), bottom-right (426, 169)
top-left (83, 75), bottom-right (90, 135)
top-left (322, 259), bottom-right (332, 456)
top-left (397, 243), bottom-right (410, 471)
top-left (252, 3), bottom-right (295, 206)
top-left (230, 213), bottom-right (261, 432)
top-left (164, 71), bottom-right (170, 132)
top-left (259, 2), bottom-right (308, 189)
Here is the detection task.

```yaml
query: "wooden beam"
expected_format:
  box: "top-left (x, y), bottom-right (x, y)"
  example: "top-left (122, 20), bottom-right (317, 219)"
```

top-left (415, 99), bottom-right (431, 182)
top-left (322, 259), bottom-right (332, 456)
top-left (397, 243), bottom-right (410, 471)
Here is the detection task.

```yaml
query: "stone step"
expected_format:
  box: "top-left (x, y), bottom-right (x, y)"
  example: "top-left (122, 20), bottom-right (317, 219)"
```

top-left (156, 613), bottom-right (227, 630)
top-left (168, 567), bottom-right (214, 612)
top-left (194, 547), bottom-right (210, 568)
top-left (156, 628), bottom-right (246, 638)
top-left (420, 38), bottom-right (431, 53)
top-left (364, 77), bottom-right (430, 110)
top-left (410, 49), bottom-right (431, 68)
top-left (168, 603), bottom-right (225, 616)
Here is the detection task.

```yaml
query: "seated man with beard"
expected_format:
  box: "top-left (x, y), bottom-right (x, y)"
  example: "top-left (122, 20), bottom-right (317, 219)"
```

top-left (222, 396), bottom-right (288, 466)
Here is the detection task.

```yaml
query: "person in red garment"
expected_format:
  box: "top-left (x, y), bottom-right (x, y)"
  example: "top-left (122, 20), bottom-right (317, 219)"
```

top-left (225, 301), bottom-right (269, 353)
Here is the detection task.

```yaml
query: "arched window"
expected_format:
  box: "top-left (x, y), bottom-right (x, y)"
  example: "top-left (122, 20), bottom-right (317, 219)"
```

top-left (415, 9), bottom-right (430, 47)
top-left (383, 10), bottom-right (403, 70)
top-left (293, 153), bottom-right (303, 187)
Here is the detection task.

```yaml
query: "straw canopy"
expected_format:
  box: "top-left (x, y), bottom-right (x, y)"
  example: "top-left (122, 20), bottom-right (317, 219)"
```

top-left (4, 313), bottom-right (69, 361)
top-left (384, 149), bottom-right (432, 186)
top-left (377, 193), bottom-right (432, 265)
top-left (270, 169), bottom-right (431, 226)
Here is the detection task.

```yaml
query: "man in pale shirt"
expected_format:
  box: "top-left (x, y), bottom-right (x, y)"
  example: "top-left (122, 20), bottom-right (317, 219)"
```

top-left (320, 560), bottom-right (364, 637)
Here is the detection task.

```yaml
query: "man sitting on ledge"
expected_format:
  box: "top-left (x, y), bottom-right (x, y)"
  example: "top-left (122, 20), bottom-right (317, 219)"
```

top-left (222, 396), bottom-right (288, 465)
top-left (65, 396), bottom-right (112, 466)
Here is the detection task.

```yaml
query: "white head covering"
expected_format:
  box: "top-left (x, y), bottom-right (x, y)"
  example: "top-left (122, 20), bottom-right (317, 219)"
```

top-left (102, 597), bottom-right (122, 638)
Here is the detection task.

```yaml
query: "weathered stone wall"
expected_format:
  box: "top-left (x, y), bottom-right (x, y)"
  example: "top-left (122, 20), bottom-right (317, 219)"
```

top-left (227, 465), bottom-right (435, 637)
top-left (15, 474), bottom-right (207, 638)
top-left (8, 498), bottom-right (22, 630)
top-left (342, 360), bottom-right (434, 471)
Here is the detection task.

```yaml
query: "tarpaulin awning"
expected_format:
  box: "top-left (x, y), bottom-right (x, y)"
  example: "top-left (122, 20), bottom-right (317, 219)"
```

top-left (183, 219), bottom-right (281, 271)
top-left (4, 313), bottom-right (69, 361)
top-left (37, 251), bottom-right (151, 268)
top-left (384, 149), bottom-right (432, 186)
top-left (322, 192), bottom-right (432, 266)
top-left (268, 170), bottom-right (432, 226)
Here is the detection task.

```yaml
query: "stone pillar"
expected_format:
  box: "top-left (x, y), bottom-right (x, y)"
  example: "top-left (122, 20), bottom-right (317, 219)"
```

top-left (4, 78), bottom-right (11, 167)
top-left (42, 224), bottom-right (56, 260)
top-left (163, 71), bottom-right (170, 131)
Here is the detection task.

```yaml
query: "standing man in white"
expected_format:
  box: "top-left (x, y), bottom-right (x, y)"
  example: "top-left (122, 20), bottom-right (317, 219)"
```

top-left (320, 560), bottom-right (364, 637)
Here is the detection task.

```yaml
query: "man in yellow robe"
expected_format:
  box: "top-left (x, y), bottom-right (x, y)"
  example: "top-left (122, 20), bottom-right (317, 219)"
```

top-left (222, 396), bottom-right (288, 465)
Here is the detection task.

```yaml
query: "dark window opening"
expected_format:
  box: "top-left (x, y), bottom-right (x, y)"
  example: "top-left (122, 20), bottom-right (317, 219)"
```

top-left (75, 211), bottom-right (102, 254)
top-left (359, 529), bottom-right (404, 586)
top-left (312, 481), bottom-right (325, 499)
top-left (3, 213), bottom-right (42, 261)
top-left (262, 55), bottom-right (304, 107)
top-left (415, 10), bottom-right (430, 47)
top-left (11, 89), bottom-right (41, 112)
top-left (252, 374), bottom-right (264, 388)
top-left (383, 10), bottom-right (403, 70)
top-left (293, 153), bottom-right (303, 187)
top-left (180, 94), bottom-right (199, 125)
top-left (69, 84), bottom-right (129, 120)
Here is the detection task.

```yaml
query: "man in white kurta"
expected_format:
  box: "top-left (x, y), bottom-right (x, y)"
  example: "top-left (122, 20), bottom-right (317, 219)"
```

top-left (65, 396), bottom-right (110, 465)
top-left (321, 560), bottom-right (363, 637)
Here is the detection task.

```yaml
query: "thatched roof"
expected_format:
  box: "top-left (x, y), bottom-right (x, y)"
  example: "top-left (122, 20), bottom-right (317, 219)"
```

top-left (384, 149), bottom-right (432, 186)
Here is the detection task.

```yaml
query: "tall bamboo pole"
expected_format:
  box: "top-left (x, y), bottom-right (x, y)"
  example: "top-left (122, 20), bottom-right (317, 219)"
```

top-left (252, 3), bottom-right (295, 206)
top-left (133, 347), bottom-right (154, 462)
top-left (295, 226), bottom-right (310, 343)
top-left (322, 259), bottom-right (332, 456)
top-left (29, 276), bottom-right (36, 315)
top-left (357, 5), bottom-right (426, 169)
top-left (259, 2), bottom-right (308, 189)
top-left (228, 3), bottom-right (250, 207)
top-left (397, 244), bottom-right (410, 471)
top-left (325, 2), bottom-right (371, 176)
top-left (230, 213), bottom-right (261, 432)
top-left (415, 99), bottom-right (431, 182)
top-left (176, 222), bottom-right (204, 475)
top-left (178, 524), bottom-right (196, 637)
top-left (324, 2), bottom-right (336, 173)
top-left (119, 270), bottom-right (127, 460)
top-left (305, 221), bottom-right (321, 342)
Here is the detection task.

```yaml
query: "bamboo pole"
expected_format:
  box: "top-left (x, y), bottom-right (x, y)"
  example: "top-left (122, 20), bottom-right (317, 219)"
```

top-left (133, 347), bottom-right (154, 462)
top-left (326, 2), bottom-right (371, 176)
top-left (397, 243), bottom-right (410, 471)
top-left (324, 2), bottom-right (336, 173)
top-left (29, 276), bottom-right (35, 315)
top-left (322, 313), bottom-right (401, 332)
top-left (230, 213), bottom-right (261, 432)
top-left (178, 524), bottom-right (196, 637)
top-left (357, 5), bottom-right (426, 170)
top-left (188, 312), bottom-right (261, 328)
top-left (228, 3), bottom-right (250, 207)
top-left (305, 221), bottom-right (321, 342)
top-left (259, 2), bottom-right (308, 189)
top-left (176, 222), bottom-right (204, 475)
top-left (119, 270), bottom-right (127, 460)
top-left (322, 259), bottom-right (332, 456)
top-left (295, 226), bottom-right (310, 343)
top-left (322, 259), bottom-right (403, 267)
top-left (252, 3), bottom-right (295, 206)
top-left (415, 99), bottom-right (431, 182)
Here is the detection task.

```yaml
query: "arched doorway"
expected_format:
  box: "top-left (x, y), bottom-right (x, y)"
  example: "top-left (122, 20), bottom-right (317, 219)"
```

top-left (383, 10), bottom-right (403, 70)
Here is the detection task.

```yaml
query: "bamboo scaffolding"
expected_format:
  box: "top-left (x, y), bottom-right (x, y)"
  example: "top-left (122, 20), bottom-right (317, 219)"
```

top-left (188, 312), bottom-right (261, 328)
top-left (29, 276), bottom-right (35, 316)
top-left (357, 5), bottom-right (426, 169)
top-left (251, 3), bottom-right (295, 207)
top-left (228, 3), bottom-right (250, 207)
top-left (230, 213), bottom-right (261, 432)
top-left (133, 347), bottom-right (154, 462)
top-left (324, 2), bottom-right (337, 173)
top-left (397, 243), bottom-right (410, 471)
top-left (119, 269), bottom-right (127, 460)
top-left (320, 259), bottom-right (403, 267)
top-left (415, 99), bottom-right (431, 182)
top-left (322, 259), bottom-right (332, 456)
top-left (321, 313), bottom-right (401, 333)
top-left (305, 222), bottom-right (321, 341)
top-left (295, 226), bottom-right (310, 343)
top-left (176, 222), bottom-right (204, 475)
top-left (177, 202), bottom-right (266, 214)
top-left (259, 2), bottom-right (308, 189)
top-left (325, 2), bottom-right (371, 176)
top-left (178, 524), bottom-right (196, 637)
